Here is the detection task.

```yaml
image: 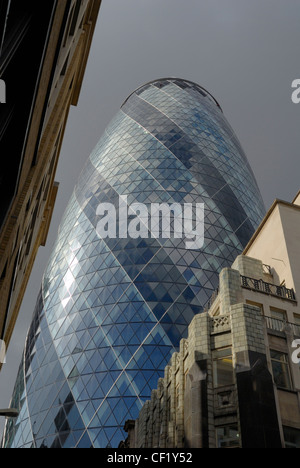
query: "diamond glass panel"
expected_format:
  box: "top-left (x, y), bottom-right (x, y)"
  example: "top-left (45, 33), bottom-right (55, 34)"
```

top-left (3, 79), bottom-right (265, 448)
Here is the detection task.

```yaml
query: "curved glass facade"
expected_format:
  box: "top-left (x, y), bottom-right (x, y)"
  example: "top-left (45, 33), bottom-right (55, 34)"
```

top-left (3, 78), bottom-right (265, 448)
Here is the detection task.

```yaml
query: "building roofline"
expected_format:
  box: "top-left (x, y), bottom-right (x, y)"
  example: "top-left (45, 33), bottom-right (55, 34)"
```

top-left (71, 0), bottom-right (102, 105)
top-left (243, 197), bottom-right (300, 254)
top-left (292, 190), bottom-right (300, 204)
top-left (122, 77), bottom-right (223, 111)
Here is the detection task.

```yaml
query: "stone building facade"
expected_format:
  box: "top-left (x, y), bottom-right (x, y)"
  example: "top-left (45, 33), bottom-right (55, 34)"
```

top-left (124, 251), bottom-right (300, 448)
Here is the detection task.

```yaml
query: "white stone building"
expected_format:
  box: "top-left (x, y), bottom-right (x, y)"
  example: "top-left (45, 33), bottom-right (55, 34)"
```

top-left (122, 193), bottom-right (300, 448)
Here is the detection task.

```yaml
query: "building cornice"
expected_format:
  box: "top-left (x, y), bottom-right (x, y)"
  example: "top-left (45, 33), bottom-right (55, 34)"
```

top-left (292, 190), bottom-right (300, 204)
top-left (243, 197), bottom-right (300, 254)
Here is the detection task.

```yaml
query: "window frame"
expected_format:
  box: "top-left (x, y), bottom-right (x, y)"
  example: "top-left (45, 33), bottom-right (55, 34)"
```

top-left (283, 426), bottom-right (300, 448)
top-left (216, 424), bottom-right (240, 449)
top-left (270, 349), bottom-right (293, 390)
top-left (212, 347), bottom-right (234, 389)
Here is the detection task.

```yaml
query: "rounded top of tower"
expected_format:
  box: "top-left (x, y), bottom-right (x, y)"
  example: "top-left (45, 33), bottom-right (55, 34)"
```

top-left (122, 78), bottom-right (223, 112)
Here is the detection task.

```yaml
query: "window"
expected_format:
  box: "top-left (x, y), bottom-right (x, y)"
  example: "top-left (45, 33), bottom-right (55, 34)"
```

top-left (69, 0), bottom-right (82, 37)
top-left (152, 405), bottom-right (157, 435)
top-left (283, 427), bottom-right (300, 448)
top-left (213, 348), bottom-right (234, 388)
top-left (0, 261), bottom-right (7, 281)
top-left (167, 397), bottom-right (172, 422)
top-left (63, 4), bottom-right (75, 47)
top-left (145, 416), bottom-right (150, 438)
top-left (270, 350), bottom-right (292, 390)
top-left (294, 315), bottom-right (300, 336)
top-left (184, 368), bottom-right (189, 390)
top-left (270, 307), bottom-right (287, 322)
top-left (216, 425), bottom-right (240, 448)
top-left (269, 307), bottom-right (287, 332)
top-left (294, 314), bottom-right (300, 326)
top-left (12, 227), bottom-right (20, 254)
top-left (175, 384), bottom-right (180, 408)
top-left (36, 178), bottom-right (45, 202)
top-left (62, 0), bottom-right (82, 47)
top-left (246, 301), bottom-right (264, 315)
top-left (60, 52), bottom-right (70, 77)
top-left (26, 193), bottom-right (32, 213)
top-left (159, 395), bottom-right (164, 422)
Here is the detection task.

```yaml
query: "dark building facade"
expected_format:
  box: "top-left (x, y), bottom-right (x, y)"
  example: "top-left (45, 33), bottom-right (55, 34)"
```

top-left (0, 0), bottom-right (102, 351)
top-left (3, 78), bottom-right (265, 448)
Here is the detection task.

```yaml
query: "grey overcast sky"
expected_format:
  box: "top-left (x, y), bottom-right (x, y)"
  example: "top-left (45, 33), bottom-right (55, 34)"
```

top-left (0, 0), bottom-right (299, 436)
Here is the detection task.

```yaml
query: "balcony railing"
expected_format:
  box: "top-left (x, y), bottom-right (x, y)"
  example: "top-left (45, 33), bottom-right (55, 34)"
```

top-left (241, 276), bottom-right (296, 302)
top-left (211, 315), bottom-right (231, 334)
top-left (265, 317), bottom-right (300, 336)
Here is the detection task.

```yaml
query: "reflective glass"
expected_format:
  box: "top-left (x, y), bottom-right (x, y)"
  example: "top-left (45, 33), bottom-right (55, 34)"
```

top-left (3, 79), bottom-right (265, 448)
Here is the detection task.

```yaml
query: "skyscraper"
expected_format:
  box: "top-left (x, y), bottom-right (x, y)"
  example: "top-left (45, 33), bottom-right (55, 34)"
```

top-left (3, 78), bottom-right (265, 448)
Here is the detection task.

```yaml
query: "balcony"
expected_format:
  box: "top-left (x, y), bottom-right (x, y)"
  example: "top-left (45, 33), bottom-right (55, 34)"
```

top-left (241, 276), bottom-right (297, 302)
top-left (265, 316), bottom-right (300, 337)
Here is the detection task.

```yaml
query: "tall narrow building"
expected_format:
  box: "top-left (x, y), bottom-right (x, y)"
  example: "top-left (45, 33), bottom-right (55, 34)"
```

top-left (3, 79), bottom-right (265, 448)
top-left (0, 0), bottom-right (102, 353)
